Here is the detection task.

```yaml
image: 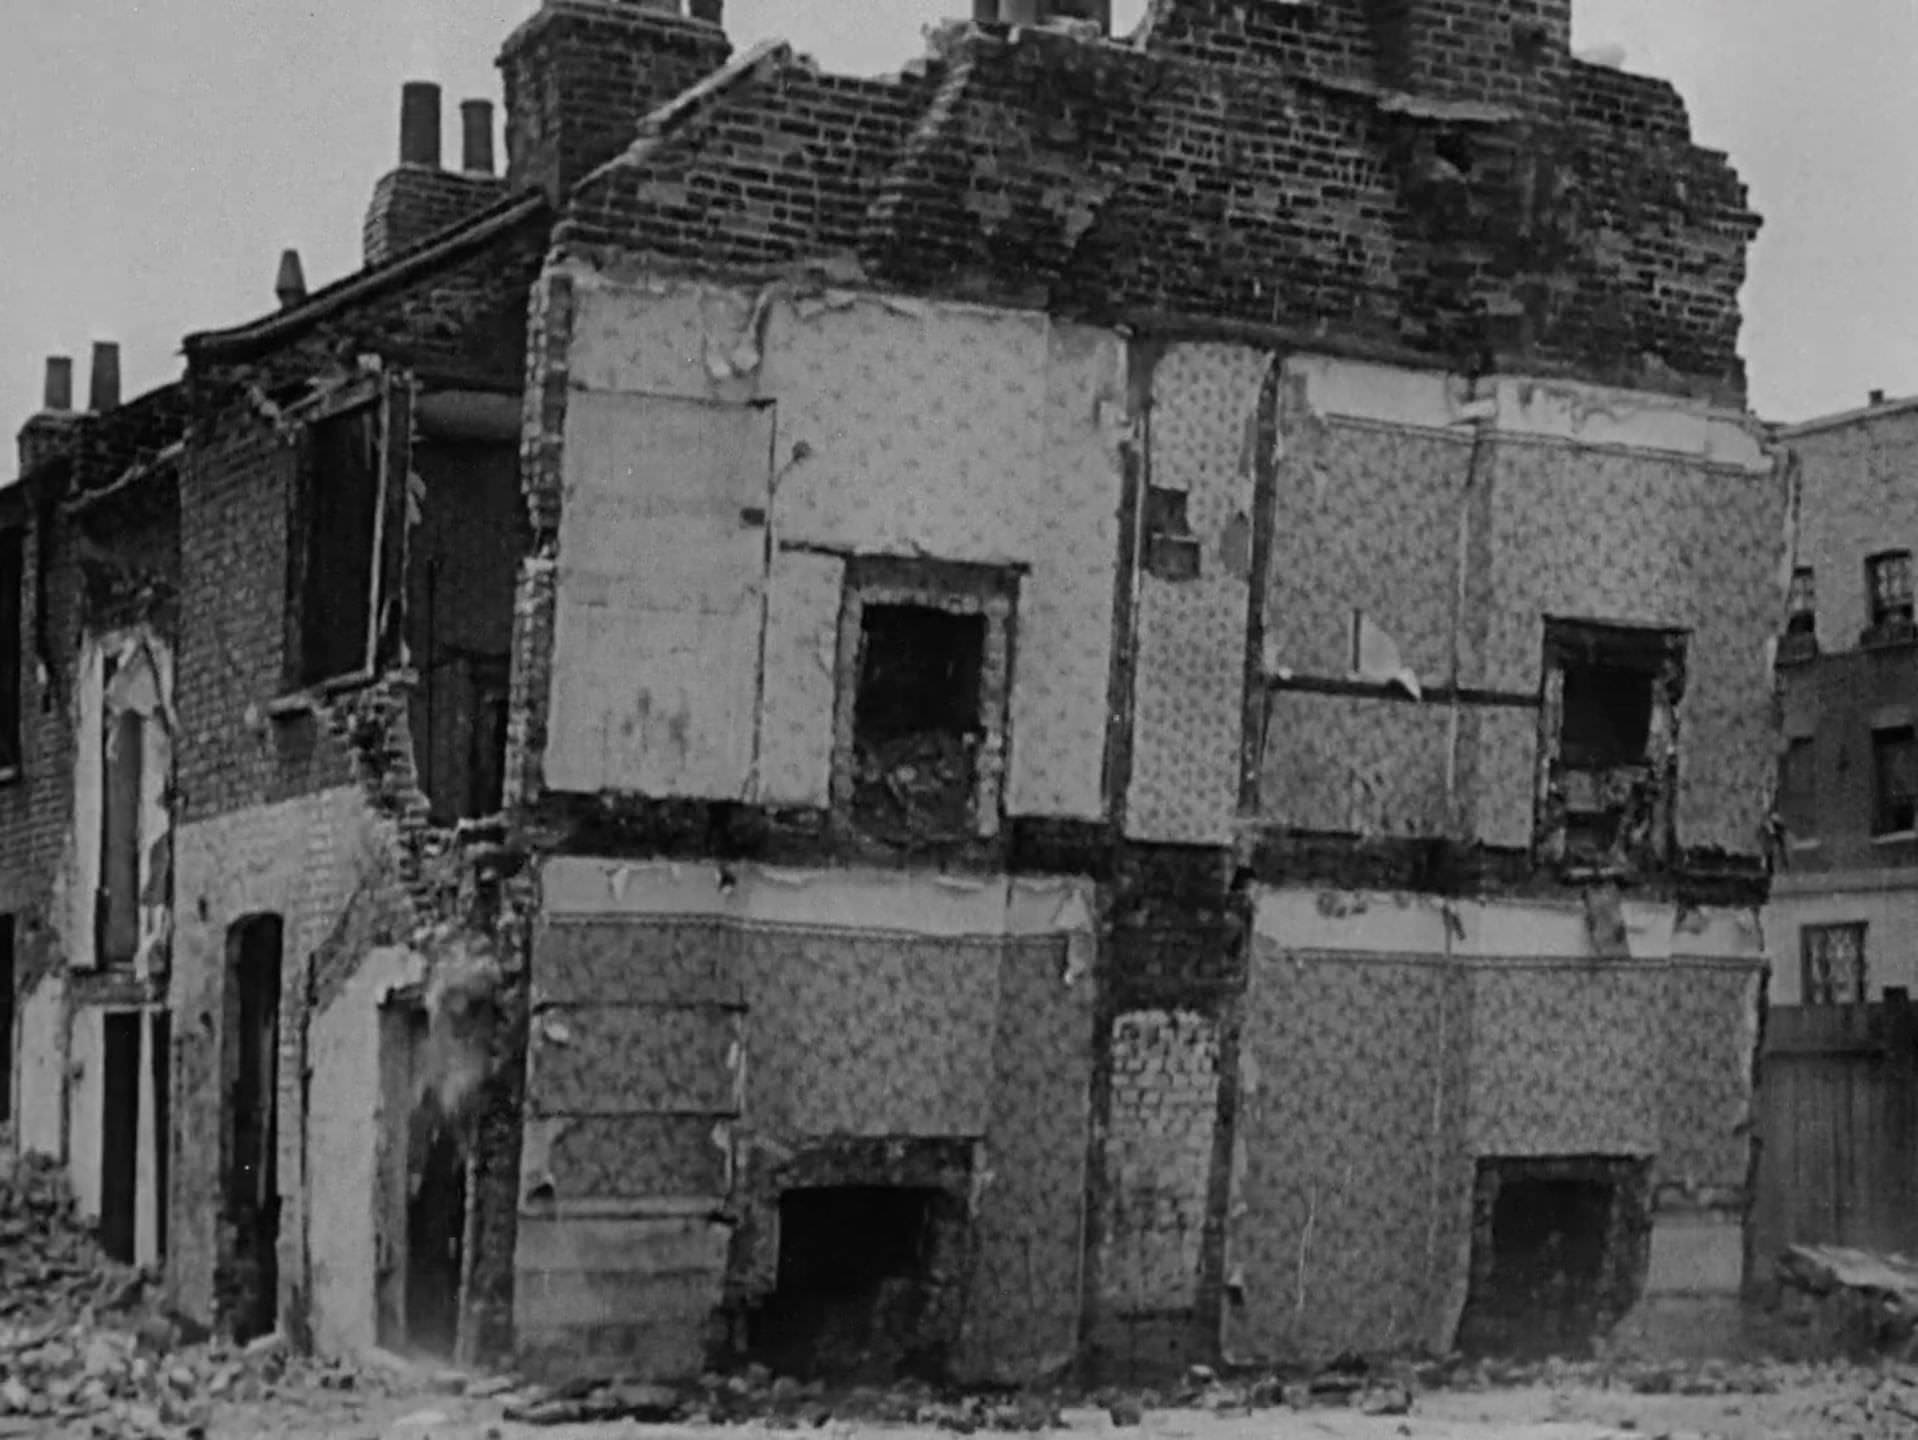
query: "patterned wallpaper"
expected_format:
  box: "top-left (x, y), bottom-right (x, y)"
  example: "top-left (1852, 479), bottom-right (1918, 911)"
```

top-left (1126, 344), bottom-right (1268, 844)
top-left (562, 276), bottom-right (1123, 820)
top-left (1127, 337), bottom-right (1784, 858)
top-left (958, 936), bottom-right (1096, 1381)
top-left (1225, 951), bottom-right (1467, 1361)
top-left (523, 912), bottom-right (1094, 1381)
top-left (1485, 446), bottom-right (1785, 857)
top-left (1264, 420), bottom-right (1476, 681)
top-left (1223, 935), bottom-right (1762, 1363)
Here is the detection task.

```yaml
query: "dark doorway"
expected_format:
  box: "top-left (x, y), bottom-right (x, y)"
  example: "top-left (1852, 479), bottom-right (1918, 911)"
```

top-left (1455, 1156), bottom-right (1653, 1360)
top-left (150, 1010), bottom-right (170, 1261)
top-left (751, 1185), bottom-right (944, 1382)
top-left (99, 1012), bottom-right (142, 1264)
top-left (0, 915), bottom-right (14, 1124)
top-left (406, 1083), bottom-right (467, 1357)
top-left (226, 915), bottom-right (284, 1342)
top-left (377, 1000), bottom-right (466, 1359)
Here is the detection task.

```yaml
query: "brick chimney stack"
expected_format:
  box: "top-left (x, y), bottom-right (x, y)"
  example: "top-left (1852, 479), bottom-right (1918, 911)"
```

top-left (363, 81), bottom-right (509, 267)
top-left (400, 80), bottom-right (443, 168)
top-left (498, 0), bottom-right (733, 202)
top-left (972, 0), bottom-right (1111, 29)
top-left (461, 99), bottom-right (497, 175)
top-left (89, 342), bottom-right (121, 413)
top-left (17, 355), bottom-right (82, 477)
top-left (1366, 0), bottom-right (1570, 110)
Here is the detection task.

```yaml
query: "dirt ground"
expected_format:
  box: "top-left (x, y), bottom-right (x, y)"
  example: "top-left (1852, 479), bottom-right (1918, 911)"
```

top-left (80, 1362), bottom-right (1899, 1440)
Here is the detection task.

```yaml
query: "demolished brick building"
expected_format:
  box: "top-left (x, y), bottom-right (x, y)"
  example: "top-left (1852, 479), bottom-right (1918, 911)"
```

top-left (6, 0), bottom-right (1787, 1387)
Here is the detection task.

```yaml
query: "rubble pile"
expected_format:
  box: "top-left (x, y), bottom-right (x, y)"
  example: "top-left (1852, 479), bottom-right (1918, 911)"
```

top-left (0, 1152), bottom-right (412, 1438)
top-left (1768, 1243), bottom-right (1918, 1361)
top-left (0, 1152), bottom-right (143, 1328)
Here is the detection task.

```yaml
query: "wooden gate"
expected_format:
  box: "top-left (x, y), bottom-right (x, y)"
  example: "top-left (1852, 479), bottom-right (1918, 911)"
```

top-left (1750, 993), bottom-right (1918, 1275)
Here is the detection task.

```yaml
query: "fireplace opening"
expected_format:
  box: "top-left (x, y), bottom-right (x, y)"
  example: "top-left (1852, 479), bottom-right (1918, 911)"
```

top-left (1455, 1156), bottom-right (1652, 1360)
top-left (749, 1184), bottom-right (946, 1383)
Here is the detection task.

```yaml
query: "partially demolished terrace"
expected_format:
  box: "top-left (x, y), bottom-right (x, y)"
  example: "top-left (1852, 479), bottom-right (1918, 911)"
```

top-left (4, 0), bottom-right (1779, 1395)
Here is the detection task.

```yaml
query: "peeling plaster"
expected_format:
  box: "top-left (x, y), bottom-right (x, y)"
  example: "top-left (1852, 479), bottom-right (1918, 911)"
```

top-left (541, 856), bottom-right (1099, 942)
top-left (60, 628), bottom-right (175, 979)
top-left (554, 272), bottom-right (1123, 818)
top-left (1291, 355), bottom-right (1771, 473)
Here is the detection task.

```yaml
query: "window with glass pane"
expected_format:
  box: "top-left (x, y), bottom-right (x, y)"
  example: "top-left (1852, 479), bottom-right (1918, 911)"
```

top-left (1801, 922), bottom-right (1867, 1006)
top-left (1867, 550), bottom-right (1914, 628)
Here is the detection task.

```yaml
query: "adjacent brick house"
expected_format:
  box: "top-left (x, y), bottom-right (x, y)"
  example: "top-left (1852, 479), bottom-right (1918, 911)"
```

top-left (1765, 394), bottom-right (1918, 1006)
top-left (6, 348), bottom-right (184, 1279)
top-left (7, 0), bottom-right (1787, 1386)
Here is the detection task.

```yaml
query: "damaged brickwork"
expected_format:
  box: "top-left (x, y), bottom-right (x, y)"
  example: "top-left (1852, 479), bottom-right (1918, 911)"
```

top-left (159, 192), bottom-right (552, 1357)
top-left (4, 0), bottom-right (1778, 1394)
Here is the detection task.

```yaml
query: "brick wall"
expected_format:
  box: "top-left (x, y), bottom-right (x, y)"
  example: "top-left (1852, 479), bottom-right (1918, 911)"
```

top-left (499, 0), bottom-right (733, 203)
top-left (553, 10), bottom-right (1757, 398)
top-left (363, 166), bottom-right (510, 268)
top-left (0, 393), bottom-right (184, 974)
top-left (180, 215), bottom-right (547, 828)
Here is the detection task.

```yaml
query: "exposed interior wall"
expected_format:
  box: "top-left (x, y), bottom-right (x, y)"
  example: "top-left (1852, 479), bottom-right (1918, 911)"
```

top-left (517, 858), bottom-right (1095, 1384)
top-left (1100, 1009), bottom-right (1220, 1324)
top-left (55, 628), bottom-right (175, 976)
top-left (166, 786), bottom-right (387, 1333)
top-left (1125, 343), bottom-right (1267, 844)
top-left (544, 270), bottom-right (1125, 821)
top-left (14, 972), bottom-right (63, 1157)
top-left (1220, 887), bottom-right (1764, 1364)
top-left (306, 942), bottom-right (424, 1357)
top-left (1129, 343), bottom-right (1782, 857)
top-left (67, 1005), bottom-right (103, 1224)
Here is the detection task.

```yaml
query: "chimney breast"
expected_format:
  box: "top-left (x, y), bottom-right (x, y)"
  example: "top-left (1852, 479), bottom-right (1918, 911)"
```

top-left (89, 342), bottom-right (120, 413)
top-left (400, 81), bottom-right (442, 167)
top-left (460, 99), bottom-right (496, 175)
top-left (276, 249), bottom-right (308, 310)
top-left (972, 0), bottom-right (1110, 29)
top-left (44, 356), bottom-right (73, 413)
top-left (1871, 389), bottom-right (1888, 406)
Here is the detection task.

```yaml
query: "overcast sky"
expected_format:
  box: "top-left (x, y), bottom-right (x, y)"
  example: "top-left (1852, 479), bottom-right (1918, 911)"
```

top-left (3, 0), bottom-right (1911, 466)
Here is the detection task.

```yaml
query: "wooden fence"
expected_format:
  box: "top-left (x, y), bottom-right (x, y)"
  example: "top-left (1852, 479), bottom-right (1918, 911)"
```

top-left (1750, 993), bottom-right (1918, 1276)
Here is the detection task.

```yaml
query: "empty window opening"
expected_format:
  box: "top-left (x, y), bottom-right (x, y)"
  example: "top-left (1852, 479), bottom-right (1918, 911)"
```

top-left (1778, 736), bottom-right (1817, 838)
top-left (1541, 621), bottom-right (1685, 872)
top-left (1873, 726), bottom-right (1918, 836)
top-left (1802, 922), bottom-right (1868, 1006)
top-left (1868, 550), bottom-right (1915, 631)
top-left (296, 402), bottom-right (393, 690)
top-left (98, 661), bottom-right (144, 968)
top-left (751, 1185), bottom-right (945, 1383)
top-left (1455, 1158), bottom-right (1651, 1361)
top-left (224, 915), bottom-right (283, 1343)
top-left (1559, 664), bottom-right (1654, 770)
top-left (0, 528), bottom-right (21, 773)
top-left (0, 916), bottom-right (13, 1125)
top-left (851, 606), bottom-right (987, 843)
top-left (407, 438), bottom-right (525, 823)
top-left (1787, 566), bottom-right (1816, 636)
